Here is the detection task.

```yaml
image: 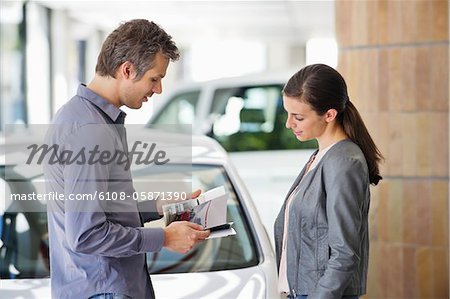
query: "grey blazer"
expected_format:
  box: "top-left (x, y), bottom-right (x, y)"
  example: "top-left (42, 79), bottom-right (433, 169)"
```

top-left (274, 139), bottom-right (370, 299)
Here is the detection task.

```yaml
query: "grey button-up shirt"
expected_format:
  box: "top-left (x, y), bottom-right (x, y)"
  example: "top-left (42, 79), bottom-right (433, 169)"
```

top-left (44, 84), bottom-right (164, 299)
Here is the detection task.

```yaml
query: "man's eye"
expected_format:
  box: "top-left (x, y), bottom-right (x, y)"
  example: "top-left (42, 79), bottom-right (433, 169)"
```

top-left (295, 117), bottom-right (304, 121)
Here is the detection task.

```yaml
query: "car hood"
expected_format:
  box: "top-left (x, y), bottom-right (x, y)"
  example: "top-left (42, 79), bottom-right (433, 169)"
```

top-left (0, 266), bottom-right (268, 299)
top-left (152, 266), bottom-right (268, 299)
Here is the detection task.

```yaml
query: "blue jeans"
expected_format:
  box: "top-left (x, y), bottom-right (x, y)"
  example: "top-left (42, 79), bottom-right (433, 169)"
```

top-left (88, 294), bottom-right (132, 299)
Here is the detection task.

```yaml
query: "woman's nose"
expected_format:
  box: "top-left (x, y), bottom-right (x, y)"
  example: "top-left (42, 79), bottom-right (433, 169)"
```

top-left (285, 115), bottom-right (293, 129)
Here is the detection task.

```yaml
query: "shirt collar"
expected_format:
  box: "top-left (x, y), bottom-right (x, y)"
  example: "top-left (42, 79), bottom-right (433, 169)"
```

top-left (77, 84), bottom-right (126, 123)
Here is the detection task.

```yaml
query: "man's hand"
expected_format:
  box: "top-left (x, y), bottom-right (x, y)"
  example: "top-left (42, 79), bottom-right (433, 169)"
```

top-left (156, 189), bottom-right (202, 215)
top-left (190, 189), bottom-right (202, 199)
top-left (163, 221), bottom-right (210, 253)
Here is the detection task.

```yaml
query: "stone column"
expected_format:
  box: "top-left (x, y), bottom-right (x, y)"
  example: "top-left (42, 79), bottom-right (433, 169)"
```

top-left (335, 1), bottom-right (449, 298)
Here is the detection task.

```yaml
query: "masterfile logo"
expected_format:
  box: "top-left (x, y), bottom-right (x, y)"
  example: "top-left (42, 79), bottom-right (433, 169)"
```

top-left (26, 141), bottom-right (170, 171)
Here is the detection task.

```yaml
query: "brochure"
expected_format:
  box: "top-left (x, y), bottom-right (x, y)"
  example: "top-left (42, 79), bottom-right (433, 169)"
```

top-left (162, 186), bottom-right (236, 239)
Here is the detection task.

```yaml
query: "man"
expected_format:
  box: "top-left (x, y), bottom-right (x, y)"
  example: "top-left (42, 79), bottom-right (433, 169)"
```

top-left (44, 19), bottom-right (209, 299)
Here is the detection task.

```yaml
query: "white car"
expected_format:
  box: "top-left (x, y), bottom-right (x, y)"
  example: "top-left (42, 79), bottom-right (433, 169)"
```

top-left (0, 130), bottom-right (279, 299)
top-left (146, 73), bottom-right (316, 243)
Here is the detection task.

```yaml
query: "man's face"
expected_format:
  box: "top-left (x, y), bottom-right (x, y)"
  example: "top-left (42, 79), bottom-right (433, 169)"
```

top-left (120, 51), bottom-right (170, 109)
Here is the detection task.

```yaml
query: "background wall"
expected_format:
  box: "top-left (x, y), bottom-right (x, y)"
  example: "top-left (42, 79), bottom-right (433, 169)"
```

top-left (335, 1), bottom-right (449, 298)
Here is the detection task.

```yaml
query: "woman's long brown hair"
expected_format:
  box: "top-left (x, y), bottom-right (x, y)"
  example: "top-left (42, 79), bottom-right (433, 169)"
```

top-left (283, 64), bottom-right (384, 185)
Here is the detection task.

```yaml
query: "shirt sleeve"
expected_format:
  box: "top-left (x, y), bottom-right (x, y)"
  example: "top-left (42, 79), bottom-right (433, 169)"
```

top-left (310, 156), bottom-right (369, 298)
top-left (61, 125), bottom-right (165, 257)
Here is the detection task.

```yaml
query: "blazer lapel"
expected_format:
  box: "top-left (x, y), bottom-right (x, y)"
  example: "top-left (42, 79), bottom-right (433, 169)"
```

top-left (283, 150), bottom-right (318, 204)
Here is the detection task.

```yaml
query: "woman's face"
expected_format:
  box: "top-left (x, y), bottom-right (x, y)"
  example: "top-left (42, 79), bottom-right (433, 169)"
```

top-left (283, 96), bottom-right (328, 142)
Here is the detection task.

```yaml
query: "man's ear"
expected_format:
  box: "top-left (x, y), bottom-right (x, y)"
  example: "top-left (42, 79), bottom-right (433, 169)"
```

top-left (117, 61), bottom-right (136, 80)
top-left (324, 109), bottom-right (338, 123)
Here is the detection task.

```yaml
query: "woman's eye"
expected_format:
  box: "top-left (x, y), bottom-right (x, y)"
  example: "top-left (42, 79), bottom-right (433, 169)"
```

top-left (295, 117), bottom-right (304, 121)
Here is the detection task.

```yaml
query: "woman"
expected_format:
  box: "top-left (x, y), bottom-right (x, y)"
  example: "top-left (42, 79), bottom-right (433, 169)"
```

top-left (274, 64), bottom-right (383, 299)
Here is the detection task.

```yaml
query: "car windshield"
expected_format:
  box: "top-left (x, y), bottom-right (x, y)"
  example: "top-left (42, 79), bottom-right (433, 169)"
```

top-left (0, 164), bottom-right (259, 279)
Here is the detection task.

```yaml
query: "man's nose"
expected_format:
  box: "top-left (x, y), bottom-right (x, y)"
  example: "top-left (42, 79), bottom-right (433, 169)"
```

top-left (153, 81), bottom-right (162, 94)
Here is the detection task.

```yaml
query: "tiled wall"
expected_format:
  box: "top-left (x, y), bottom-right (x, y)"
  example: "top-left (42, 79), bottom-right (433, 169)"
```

top-left (335, 1), bottom-right (449, 298)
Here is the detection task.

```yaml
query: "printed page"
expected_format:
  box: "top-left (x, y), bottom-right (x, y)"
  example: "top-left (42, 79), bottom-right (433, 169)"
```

top-left (196, 186), bottom-right (226, 204)
top-left (206, 227), bottom-right (236, 239)
top-left (191, 193), bottom-right (227, 229)
top-left (162, 185), bottom-right (235, 238)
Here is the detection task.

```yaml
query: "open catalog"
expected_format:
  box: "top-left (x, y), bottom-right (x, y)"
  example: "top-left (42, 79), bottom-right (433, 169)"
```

top-left (162, 186), bottom-right (236, 239)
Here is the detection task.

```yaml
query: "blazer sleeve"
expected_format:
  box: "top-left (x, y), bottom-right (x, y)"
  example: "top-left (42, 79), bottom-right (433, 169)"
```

top-left (310, 156), bottom-right (368, 299)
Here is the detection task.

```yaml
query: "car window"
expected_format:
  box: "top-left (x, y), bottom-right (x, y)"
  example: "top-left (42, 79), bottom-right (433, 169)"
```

top-left (0, 164), bottom-right (259, 279)
top-left (209, 85), bottom-right (317, 151)
top-left (133, 164), bottom-right (259, 273)
top-left (152, 90), bottom-right (200, 133)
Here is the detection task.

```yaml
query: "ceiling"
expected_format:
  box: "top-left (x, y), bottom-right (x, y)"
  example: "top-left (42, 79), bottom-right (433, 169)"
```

top-left (36, 0), bottom-right (335, 45)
